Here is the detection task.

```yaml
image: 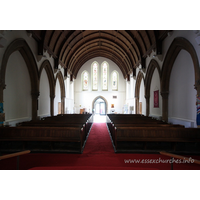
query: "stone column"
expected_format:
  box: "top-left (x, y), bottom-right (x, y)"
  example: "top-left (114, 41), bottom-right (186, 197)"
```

top-left (194, 79), bottom-right (200, 127)
top-left (161, 91), bottom-right (169, 122)
top-left (135, 96), bottom-right (139, 114)
top-left (0, 80), bottom-right (6, 126)
top-left (31, 91), bottom-right (40, 120)
top-left (61, 96), bottom-right (65, 114)
top-left (145, 95), bottom-right (150, 116)
top-left (50, 94), bottom-right (55, 116)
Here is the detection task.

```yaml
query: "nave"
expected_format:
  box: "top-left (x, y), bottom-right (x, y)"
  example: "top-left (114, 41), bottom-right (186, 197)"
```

top-left (1, 120), bottom-right (200, 170)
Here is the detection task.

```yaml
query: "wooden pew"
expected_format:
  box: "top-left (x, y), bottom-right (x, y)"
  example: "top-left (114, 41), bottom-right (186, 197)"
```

top-left (113, 126), bottom-right (200, 153)
top-left (0, 126), bottom-right (85, 153)
top-left (17, 114), bottom-right (93, 143)
top-left (109, 123), bottom-right (185, 145)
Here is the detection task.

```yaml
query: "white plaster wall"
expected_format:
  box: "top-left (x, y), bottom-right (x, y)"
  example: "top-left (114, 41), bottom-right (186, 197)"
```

top-left (4, 51), bottom-right (32, 125)
top-left (149, 68), bottom-right (162, 118)
top-left (74, 57), bottom-right (126, 114)
top-left (168, 50), bottom-right (196, 127)
top-left (38, 69), bottom-right (50, 117)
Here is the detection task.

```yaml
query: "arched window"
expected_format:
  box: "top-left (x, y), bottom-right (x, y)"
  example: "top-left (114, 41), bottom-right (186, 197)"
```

top-left (82, 70), bottom-right (89, 91)
top-left (111, 70), bottom-right (119, 91)
top-left (92, 61), bottom-right (99, 91)
top-left (101, 61), bottom-right (109, 91)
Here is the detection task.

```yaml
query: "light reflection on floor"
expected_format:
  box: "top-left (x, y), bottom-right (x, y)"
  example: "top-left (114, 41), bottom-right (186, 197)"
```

top-left (93, 114), bottom-right (107, 123)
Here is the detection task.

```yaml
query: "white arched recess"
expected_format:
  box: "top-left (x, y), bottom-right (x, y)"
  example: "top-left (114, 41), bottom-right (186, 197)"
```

top-left (38, 70), bottom-right (50, 117)
top-left (4, 51), bottom-right (32, 125)
top-left (149, 68), bottom-right (162, 119)
top-left (168, 50), bottom-right (196, 127)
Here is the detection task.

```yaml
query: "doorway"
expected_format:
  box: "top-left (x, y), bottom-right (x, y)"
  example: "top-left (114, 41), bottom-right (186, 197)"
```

top-left (94, 98), bottom-right (106, 115)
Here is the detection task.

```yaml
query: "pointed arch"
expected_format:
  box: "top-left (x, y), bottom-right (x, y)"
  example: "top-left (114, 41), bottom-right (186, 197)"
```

top-left (39, 60), bottom-right (55, 116)
top-left (92, 96), bottom-right (108, 114)
top-left (161, 37), bottom-right (200, 121)
top-left (55, 71), bottom-right (66, 114)
top-left (0, 38), bottom-right (39, 120)
top-left (135, 71), bottom-right (145, 114)
top-left (145, 59), bottom-right (161, 116)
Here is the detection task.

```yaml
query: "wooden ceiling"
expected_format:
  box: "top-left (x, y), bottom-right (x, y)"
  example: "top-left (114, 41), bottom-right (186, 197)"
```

top-left (27, 30), bottom-right (169, 79)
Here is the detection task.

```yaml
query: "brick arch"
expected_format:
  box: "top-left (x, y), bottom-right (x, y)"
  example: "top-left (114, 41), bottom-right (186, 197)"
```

top-left (161, 37), bottom-right (200, 121)
top-left (145, 59), bottom-right (161, 116)
top-left (135, 71), bottom-right (145, 114)
top-left (39, 60), bottom-right (55, 116)
top-left (0, 38), bottom-right (39, 120)
top-left (55, 71), bottom-right (66, 114)
top-left (92, 96), bottom-right (108, 114)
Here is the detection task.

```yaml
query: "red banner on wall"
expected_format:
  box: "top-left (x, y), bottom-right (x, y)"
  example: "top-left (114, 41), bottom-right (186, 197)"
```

top-left (154, 90), bottom-right (159, 108)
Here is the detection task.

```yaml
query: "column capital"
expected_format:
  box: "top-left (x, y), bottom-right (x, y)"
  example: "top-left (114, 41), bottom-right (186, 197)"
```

top-left (160, 91), bottom-right (169, 98)
top-left (0, 79), bottom-right (6, 90)
top-left (50, 95), bottom-right (55, 99)
top-left (31, 91), bottom-right (40, 98)
top-left (135, 96), bottom-right (139, 99)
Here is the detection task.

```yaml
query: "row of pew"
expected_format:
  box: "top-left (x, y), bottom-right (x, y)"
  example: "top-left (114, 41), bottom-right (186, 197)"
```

top-left (0, 114), bottom-right (93, 153)
top-left (106, 114), bottom-right (200, 153)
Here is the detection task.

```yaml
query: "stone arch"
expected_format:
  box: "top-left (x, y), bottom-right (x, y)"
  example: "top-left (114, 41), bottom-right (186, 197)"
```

top-left (145, 59), bottom-right (161, 116)
top-left (55, 71), bottom-right (66, 114)
top-left (161, 37), bottom-right (200, 121)
top-left (92, 96), bottom-right (108, 114)
top-left (135, 71), bottom-right (145, 114)
top-left (39, 60), bottom-right (55, 116)
top-left (0, 38), bottom-right (39, 120)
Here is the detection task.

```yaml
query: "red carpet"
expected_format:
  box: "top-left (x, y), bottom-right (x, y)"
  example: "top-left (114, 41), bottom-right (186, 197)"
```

top-left (1, 123), bottom-right (200, 170)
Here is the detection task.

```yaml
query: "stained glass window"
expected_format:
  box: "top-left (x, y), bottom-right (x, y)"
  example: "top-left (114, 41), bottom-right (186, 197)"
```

top-left (92, 62), bottom-right (98, 90)
top-left (101, 61), bottom-right (108, 91)
top-left (82, 71), bottom-right (89, 91)
top-left (112, 70), bottom-right (118, 91)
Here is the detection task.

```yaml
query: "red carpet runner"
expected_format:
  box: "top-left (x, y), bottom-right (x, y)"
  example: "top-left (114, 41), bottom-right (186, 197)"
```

top-left (1, 123), bottom-right (200, 170)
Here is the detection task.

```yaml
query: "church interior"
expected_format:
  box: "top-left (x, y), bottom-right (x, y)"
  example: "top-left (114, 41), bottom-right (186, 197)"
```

top-left (1, 6), bottom-right (200, 197)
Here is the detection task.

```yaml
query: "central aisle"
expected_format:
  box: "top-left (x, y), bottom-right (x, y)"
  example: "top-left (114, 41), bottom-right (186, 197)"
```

top-left (83, 123), bottom-right (114, 154)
